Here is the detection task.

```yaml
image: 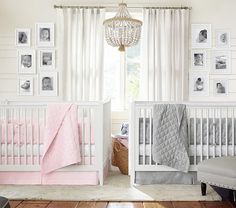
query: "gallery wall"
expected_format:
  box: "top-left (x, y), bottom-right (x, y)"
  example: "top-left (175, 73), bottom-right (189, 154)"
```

top-left (0, 0), bottom-right (236, 133)
top-left (188, 0), bottom-right (236, 102)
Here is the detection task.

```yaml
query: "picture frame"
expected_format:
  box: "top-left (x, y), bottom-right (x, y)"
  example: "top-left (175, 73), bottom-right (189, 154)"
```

top-left (36, 23), bottom-right (54, 47)
top-left (213, 79), bottom-right (228, 96)
top-left (17, 50), bottom-right (36, 74)
top-left (39, 72), bottom-right (58, 96)
top-left (211, 51), bottom-right (231, 74)
top-left (15, 28), bottom-right (31, 47)
top-left (189, 72), bottom-right (209, 96)
top-left (18, 77), bottom-right (33, 96)
top-left (38, 49), bottom-right (55, 70)
top-left (191, 50), bottom-right (207, 70)
top-left (191, 24), bottom-right (212, 48)
top-left (215, 29), bottom-right (230, 48)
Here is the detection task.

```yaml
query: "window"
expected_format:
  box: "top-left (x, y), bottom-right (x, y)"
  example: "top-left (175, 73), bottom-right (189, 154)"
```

top-left (103, 12), bottom-right (142, 111)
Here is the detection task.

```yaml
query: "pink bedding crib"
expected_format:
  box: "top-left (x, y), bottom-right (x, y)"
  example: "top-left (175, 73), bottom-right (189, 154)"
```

top-left (0, 100), bottom-right (111, 185)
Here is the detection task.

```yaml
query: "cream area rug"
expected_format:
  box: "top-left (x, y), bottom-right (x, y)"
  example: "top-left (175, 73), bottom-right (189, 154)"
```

top-left (0, 171), bottom-right (221, 201)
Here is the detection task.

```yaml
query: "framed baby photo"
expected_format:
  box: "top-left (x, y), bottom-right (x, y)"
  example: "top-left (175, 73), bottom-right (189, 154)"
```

top-left (39, 72), bottom-right (58, 96)
top-left (189, 72), bottom-right (209, 96)
top-left (191, 50), bottom-right (207, 70)
top-left (15, 28), bottom-right (31, 47)
top-left (36, 23), bottom-right (54, 47)
top-left (211, 51), bottom-right (231, 74)
top-left (18, 77), bottom-right (33, 96)
top-left (213, 79), bottom-right (228, 96)
top-left (215, 30), bottom-right (230, 48)
top-left (191, 24), bottom-right (212, 48)
top-left (17, 50), bottom-right (36, 74)
top-left (38, 49), bottom-right (55, 70)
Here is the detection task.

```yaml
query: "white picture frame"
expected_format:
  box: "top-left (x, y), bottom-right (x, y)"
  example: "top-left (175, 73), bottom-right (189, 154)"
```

top-left (191, 50), bottom-right (207, 70)
top-left (39, 72), bottom-right (58, 96)
top-left (15, 28), bottom-right (31, 47)
top-left (38, 49), bottom-right (55, 70)
top-left (211, 50), bottom-right (231, 74)
top-left (213, 79), bottom-right (228, 96)
top-left (215, 29), bottom-right (230, 48)
top-left (191, 24), bottom-right (212, 48)
top-left (17, 50), bottom-right (36, 74)
top-left (36, 23), bottom-right (54, 47)
top-left (189, 72), bottom-right (209, 96)
top-left (18, 77), bottom-right (33, 96)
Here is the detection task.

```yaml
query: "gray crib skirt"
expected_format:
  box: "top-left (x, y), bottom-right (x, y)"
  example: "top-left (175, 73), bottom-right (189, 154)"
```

top-left (135, 171), bottom-right (197, 185)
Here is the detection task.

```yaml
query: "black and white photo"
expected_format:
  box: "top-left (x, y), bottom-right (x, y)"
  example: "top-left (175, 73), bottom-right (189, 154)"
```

top-left (213, 79), bottom-right (228, 96)
top-left (18, 50), bottom-right (36, 74)
top-left (15, 28), bottom-right (30, 47)
top-left (39, 72), bottom-right (57, 96)
top-left (38, 49), bottom-right (55, 70)
top-left (191, 24), bottom-right (212, 48)
top-left (216, 30), bottom-right (230, 48)
top-left (18, 77), bottom-right (33, 96)
top-left (36, 23), bottom-right (54, 47)
top-left (189, 72), bottom-right (209, 96)
top-left (215, 55), bottom-right (226, 69)
top-left (191, 50), bottom-right (207, 70)
top-left (211, 51), bottom-right (231, 74)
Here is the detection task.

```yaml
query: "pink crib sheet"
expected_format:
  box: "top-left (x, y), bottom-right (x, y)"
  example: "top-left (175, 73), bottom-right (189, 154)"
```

top-left (0, 118), bottom-right (95, 145)
top-left (0, 121), bottom-right (44, 145)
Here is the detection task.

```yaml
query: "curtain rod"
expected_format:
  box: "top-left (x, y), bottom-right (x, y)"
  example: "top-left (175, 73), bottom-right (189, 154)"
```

top-left (54, 5), bottom-right (191, 10)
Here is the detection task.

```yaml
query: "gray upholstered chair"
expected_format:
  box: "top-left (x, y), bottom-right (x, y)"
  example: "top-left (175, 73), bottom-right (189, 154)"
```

top-left (197, 156), bottom-right (236, 199)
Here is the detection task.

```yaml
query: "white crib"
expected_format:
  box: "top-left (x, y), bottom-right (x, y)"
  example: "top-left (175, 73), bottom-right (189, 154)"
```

top-left (0, 99), bottom-right (111, 185)
top-left (129, 101), bottom-right (236, 185)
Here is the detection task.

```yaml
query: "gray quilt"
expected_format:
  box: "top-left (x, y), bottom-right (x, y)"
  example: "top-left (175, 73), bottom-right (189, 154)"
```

top-left (152, 104), bottom-right (190, 172)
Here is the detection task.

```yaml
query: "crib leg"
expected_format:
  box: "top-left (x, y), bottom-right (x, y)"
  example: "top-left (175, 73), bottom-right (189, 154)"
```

top-left (201, 182), bottom-right (207, 196)
top-left (99, 171), bottom-right (104, 186)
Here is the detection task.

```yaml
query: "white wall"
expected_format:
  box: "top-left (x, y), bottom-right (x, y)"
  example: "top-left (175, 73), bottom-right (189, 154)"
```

top-left (0, 0), bottom-right (236, 133)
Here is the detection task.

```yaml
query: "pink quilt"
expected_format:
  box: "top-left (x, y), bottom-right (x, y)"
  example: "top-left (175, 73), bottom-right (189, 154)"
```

top-left (41, 103), bottom-right (81, 174)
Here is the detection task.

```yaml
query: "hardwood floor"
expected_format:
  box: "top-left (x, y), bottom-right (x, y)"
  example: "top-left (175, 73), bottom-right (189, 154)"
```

top-left (9, 201), bottom-right (236, 208)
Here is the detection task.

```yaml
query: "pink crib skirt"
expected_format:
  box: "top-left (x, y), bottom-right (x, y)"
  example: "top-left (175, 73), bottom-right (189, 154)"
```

top-left (0, 172), bottom-right (98, 185)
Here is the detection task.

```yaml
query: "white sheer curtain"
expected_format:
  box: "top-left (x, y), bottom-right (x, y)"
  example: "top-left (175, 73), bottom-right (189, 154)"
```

top-left (141, 9), bottom-right (190, 101)
top-left (57, 8), bottom-right (105, 101)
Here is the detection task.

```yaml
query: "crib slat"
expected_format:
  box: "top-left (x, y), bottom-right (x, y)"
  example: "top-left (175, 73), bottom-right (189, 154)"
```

top-left (30, 108), bottom-right (33, 165)
top-left (11, 108), bottom-right (14, 165)
top-left (194, 108), bottom-right (197, 166)
top-left (37, 108), bottom-right (41, 165)
top-left (232, 108), bottom-right (235, 156)
top-left (213, 108), bottom-right (216, 158)
top-left (82, 109), bottom-right (85, 165)
top-left (143, 109), bottom-right (146, 165)
top-left (24, 108), bottom-right (27, 164)
top-left (138, 108), bottom-right (142, 165)
top-left (200, 108), bottom-right (203, 162)
top-left (5, 108), bottom-right (8, 165)
top-left (18, 108), bottom-right (21, 165)
top-left (226, 108), bottom-right (228, 156)
top-left (0, 109), bottom-right (2, 164)
top-left (207, 108), bottom-right (209, 159)
top-left (219, 108), bottom-right (222, 157)
top-left (187, 108), bottom-right (191, 159)
top-left (0, 122), bottom-right (2, 164)
top-left (88, 108), bottom-right (91, 165)
top-left (149, 108), bottom-right (152, 165)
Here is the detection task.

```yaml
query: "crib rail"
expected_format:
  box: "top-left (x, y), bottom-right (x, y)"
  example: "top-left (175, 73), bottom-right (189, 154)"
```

top-left (0, 100), bottom-right (111, 185)
top-left (129, 101), bottom-right (236, 185)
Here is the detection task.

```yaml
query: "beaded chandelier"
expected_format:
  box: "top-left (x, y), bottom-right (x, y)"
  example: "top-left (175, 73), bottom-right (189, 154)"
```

top-left (103, 3), bottom-right (142, 52)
